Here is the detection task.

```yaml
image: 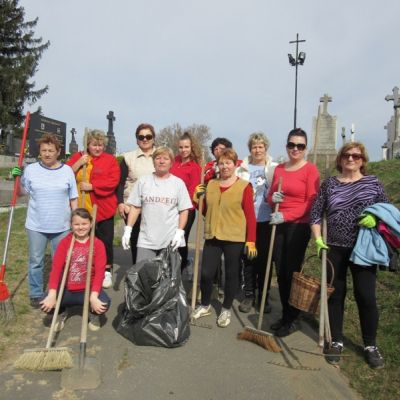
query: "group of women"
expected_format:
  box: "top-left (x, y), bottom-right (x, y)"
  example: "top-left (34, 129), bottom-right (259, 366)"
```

top-left (16, 123), bottom-right (392, 370)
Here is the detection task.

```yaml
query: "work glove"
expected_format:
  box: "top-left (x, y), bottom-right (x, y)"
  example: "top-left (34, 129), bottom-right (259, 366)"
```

top-left (11, 166), bottom-right (23, 178)
top-left (272, 191), bottom-right (284, 203)
top-left (193, 184), bottom-right (206, 200)
top-left (171, 229), bottom-right (185, 251)
top-left (315, 237), bottom-right (329, 257)
top-left (121, 226), bottom-right (132, 250)
top-left (244, 242), bottom-right (257, 260)
top-left (270, 211), bottom-right (284, 225)
top-left (359, 213), bottom-right (377, 229)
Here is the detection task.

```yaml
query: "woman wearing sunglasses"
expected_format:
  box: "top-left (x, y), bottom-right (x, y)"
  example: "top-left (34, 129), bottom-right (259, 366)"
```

top-left (116, 123), bottom-right (156, 265)
top-left (310, 142), bottom-right (389, 369)
top-left (267, 128), bottom-right (320, 337)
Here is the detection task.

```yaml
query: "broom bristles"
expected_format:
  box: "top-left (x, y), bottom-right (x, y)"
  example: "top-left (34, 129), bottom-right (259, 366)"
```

top-left (14, 348), bottom-right (73, 371)
top-left (237, 326), bottom-right (282, 353)
top-left (0, 298), bottom-right (15, 323)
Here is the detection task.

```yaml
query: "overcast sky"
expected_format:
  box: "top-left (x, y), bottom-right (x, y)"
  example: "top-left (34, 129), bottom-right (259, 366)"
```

top-left (20, 0), bottom-right (400, 161)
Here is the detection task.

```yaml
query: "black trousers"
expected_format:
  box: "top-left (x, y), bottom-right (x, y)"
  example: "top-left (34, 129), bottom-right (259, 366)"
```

top-left (95, 216), bottom-right (114, 266)
top-left (273, 222), bottom-right (310, 324)
top-left (178, 209), bottom-right (196, 270)
top-left (327, 246), bottom-right (378, 347)
top-left (200, 239), bottom-right (243, 309)
top-left (59, 288), bottom-right (111, 315)
top-left (242, 222), bottom-right (272, 301)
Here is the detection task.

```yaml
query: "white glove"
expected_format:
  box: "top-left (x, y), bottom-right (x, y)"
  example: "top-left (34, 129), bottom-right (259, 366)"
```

top-left (122, 226), bottom-right (132, 250)
top-left (272, 191), bottom-right (284, 203)
top-left (171, 229), bottom-right (185, 251)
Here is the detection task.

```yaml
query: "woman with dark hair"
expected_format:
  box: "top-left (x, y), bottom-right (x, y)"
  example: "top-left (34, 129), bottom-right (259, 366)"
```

top-left (67, 129), bottom-right (120, 288)
top-left (170, 132), bottom-right (202, 271)
top-left (310, 142), bottom-right (389, 369)
top-left (116, 123), bottom-right (156, 265)
top-left (267, 128), bottom-right (320, 337)
top-left (192, 148), bottom-right (257, 328)
top-left (204, 137), bottom-right (235, 184)
top-left (13, 133), bottom-right (78, 307)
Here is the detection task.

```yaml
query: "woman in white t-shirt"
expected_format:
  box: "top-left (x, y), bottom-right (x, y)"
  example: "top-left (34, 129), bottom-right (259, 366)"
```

top-left (121, 146), bottom-right (192, 262)
top-left (14, 134), bottom-right (78, 308)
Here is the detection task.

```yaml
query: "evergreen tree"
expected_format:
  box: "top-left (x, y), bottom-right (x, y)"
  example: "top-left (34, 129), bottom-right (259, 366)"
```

top-left (0, 0), bottom-right (49, 129)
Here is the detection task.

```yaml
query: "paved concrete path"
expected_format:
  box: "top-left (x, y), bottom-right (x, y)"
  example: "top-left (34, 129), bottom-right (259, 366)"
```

top-left (1, 247), bottom-right (361, 400)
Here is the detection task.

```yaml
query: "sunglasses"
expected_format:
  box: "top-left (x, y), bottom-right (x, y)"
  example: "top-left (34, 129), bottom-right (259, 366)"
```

top-left (286, 142), bottom-right (306, 151)
top-left (137, 134), bottom-right (153, 141)
top-left (341, 153), bottom-right (363, 161)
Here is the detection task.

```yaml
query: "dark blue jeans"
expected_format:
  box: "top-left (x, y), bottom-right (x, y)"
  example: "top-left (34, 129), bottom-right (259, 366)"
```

top-left (60, 288), bottom-right (111, 315)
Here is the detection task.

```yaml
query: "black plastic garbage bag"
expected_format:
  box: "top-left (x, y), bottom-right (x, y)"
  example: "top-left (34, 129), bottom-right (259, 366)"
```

top-left (116, 247), bottom-right (190, 347)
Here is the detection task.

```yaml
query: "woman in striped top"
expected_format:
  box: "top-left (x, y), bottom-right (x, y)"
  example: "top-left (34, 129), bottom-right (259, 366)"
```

top-left (310, 142), bottom-right (388, 369)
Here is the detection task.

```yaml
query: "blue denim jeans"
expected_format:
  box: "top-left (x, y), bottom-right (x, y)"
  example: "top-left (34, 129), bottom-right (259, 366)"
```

top-left (27, 229), bottom-right (70, 299)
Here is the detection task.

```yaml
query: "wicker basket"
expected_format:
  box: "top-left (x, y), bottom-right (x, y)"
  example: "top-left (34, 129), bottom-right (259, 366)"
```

top-left (289, 255), bottom-right (335, 314)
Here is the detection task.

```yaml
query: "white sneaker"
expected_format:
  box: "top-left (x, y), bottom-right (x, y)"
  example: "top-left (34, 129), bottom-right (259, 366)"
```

top-left (192, 305), bottom-right (212, 320)
top-left (102, 271), bottom-right (112, 289)
top-left (217, 309), bottom-right (231, 327)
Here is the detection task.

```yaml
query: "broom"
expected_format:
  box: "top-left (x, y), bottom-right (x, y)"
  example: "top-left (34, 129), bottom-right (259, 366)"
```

top-left (0, 112), bottom-right (31, 323)
top-left (237, 178), bottom-right (282, 352)
top-left (14, 237), bottom-right (75, 370)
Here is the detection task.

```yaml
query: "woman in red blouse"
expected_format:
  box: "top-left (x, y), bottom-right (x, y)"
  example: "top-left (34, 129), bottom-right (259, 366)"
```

top-left (170, 132), bottom-right (202, 271)
top-left (67, 130), bottom-right (120, 289)
top-left (267, 128), bottom-right (320, 337)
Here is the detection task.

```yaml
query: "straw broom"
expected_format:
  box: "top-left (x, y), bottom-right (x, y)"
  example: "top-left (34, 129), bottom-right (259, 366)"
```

top-left (237, 178), bottom-right (282, 352)
top-left (0, 112), bottom-right (31, 323)
top-left (14, 237), bottom-right (75, 371)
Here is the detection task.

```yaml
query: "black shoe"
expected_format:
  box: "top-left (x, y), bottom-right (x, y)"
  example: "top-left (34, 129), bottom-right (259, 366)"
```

top-left (324, 341), bottom-right (343, 365)
top-left (257, 300), bottom-right (272, 314)
top-left (30, 297), bottom-right (43, 309)
top-left (238, 297), bottom-right (254, 313)
top-left (275, 321), bottom-right (299, 337)
top-left (270, 319), bottom-right (284, 331)
top-left (364, 346), bottom-right (384, 369)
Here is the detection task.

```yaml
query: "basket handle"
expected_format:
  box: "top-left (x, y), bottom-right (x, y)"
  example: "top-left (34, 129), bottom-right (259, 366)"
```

top-left (300, 254), bottom-right (335, 287)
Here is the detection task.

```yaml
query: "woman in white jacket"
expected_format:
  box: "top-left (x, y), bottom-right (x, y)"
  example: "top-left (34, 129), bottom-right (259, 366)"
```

top-left (236, 132), bottom-right (277, 313)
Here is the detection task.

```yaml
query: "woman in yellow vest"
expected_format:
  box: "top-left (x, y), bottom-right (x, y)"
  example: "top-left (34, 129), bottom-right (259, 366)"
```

top-left (192, 148), bottom-right (257, 327)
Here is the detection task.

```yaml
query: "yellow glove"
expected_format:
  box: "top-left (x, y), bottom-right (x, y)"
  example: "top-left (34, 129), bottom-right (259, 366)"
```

top-left (359, 213), bottom-right (377, 229)
top-left (193, 184), bottom-right (206, 203)
top-left (245, 242), bottom-right (257, 260)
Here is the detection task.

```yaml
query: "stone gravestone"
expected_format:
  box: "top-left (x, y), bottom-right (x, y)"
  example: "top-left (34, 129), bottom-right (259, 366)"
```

top-left (383, 86), bottom-right (400, 159)
top-left (69, 128), bottom-right (78, 155)
top-left (106, 111), bottom-right (117, 155)
top-left (308, 93), bottom-right (337, 172)
top-left (28, 113), bottom-right (67, 159)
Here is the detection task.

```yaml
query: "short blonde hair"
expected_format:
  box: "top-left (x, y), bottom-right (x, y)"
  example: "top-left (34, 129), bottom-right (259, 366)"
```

top-left (86, 129), bottom-right (108, 147)
top-left (247, 131), bottom-right (270, 152)
top-left (152, 146), bottom-right (174, 162)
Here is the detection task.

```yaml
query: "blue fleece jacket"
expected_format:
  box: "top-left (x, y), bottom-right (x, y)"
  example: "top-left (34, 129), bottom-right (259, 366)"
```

top-left (350, 203), bottom-right (400, 266)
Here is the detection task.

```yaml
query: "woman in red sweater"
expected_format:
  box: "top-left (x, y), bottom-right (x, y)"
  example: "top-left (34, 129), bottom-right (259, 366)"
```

top-left (41, 208), bottom-right (110, 331)
top-left (192, 148), bottom-right (257, 328)
top-left (170, 132), bottom-right (201, 271)
top-left (267, 128), bottom-right (320, 337)
top-left (67, 130), bottom-right (120, 288)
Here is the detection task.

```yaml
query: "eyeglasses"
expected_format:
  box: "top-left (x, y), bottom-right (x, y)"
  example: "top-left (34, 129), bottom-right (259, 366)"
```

top-left (286, 142), bottom-right (306, 151)
top-left (137, 134), bottom-right (153, 141)
top-left (341, 153), bottom-right (364, 161)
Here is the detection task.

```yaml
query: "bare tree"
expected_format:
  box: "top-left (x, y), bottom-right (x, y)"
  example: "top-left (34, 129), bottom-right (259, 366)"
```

top-left (156, 123), bottom-right (212, 161)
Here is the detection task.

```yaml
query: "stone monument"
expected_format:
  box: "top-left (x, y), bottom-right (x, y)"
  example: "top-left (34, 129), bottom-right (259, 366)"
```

top-left (69, 128), bottom-right (78, 155)
top-left (382, 86), bottom-right (400, 159)
top-left (106, 111), bottom-right (117, 155)
top-left (308, 93), bottom-right (337, 172)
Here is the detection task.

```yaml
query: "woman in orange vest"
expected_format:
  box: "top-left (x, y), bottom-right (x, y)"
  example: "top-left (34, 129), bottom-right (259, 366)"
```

top-left (192, 148), bottom-right (257, 327)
